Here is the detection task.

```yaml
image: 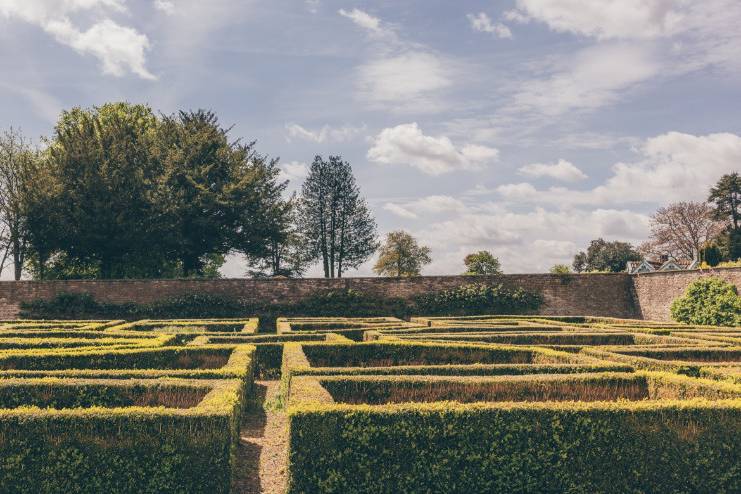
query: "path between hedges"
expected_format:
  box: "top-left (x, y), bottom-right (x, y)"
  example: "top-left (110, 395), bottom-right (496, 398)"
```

top-left (232, 381), bottom-right (289, 494)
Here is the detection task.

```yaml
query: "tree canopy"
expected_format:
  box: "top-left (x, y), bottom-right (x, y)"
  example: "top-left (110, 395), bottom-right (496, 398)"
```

top-left (573, 238), bottom-right (641, 273)
top-left (463, 251), bottom-right (502, 276)
top-left (20, 103), bottom-right (288, 279)
top-left (373, 230), bottom-right (431, 277)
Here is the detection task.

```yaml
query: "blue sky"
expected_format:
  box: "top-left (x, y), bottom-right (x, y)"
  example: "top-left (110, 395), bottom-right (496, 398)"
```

top-left (1, 0), bottom-right (740, 277)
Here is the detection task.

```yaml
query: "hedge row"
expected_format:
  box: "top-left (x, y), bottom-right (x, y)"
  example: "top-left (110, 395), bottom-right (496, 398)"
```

top-left (0, 378), bottom-right (246, 494)
top-left (287, 373), bottom-right (741, 493)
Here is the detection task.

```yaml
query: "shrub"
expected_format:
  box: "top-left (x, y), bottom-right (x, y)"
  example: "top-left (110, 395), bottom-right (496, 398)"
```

top-left (414, 283), bottom-right (542, 316)
top-left (0, 379), bottom-right (245, 494)
top-left (287, 373), bottom-right (741, 494)
top-left (670, 277), bottom-right (741, 326)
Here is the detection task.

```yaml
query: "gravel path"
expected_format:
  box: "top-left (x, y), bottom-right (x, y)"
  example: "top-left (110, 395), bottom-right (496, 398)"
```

top-left (232, 381), bottom-right (289, 494)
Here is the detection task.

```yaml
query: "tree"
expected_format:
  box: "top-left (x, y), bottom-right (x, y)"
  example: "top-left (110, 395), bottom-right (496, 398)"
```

top-left (550, 264), bottom-right (571, 274)
top-left (298, 155), bottom-right (378, 278)
top-left (246, 198), bottom-right (312, 278)
top-left (0, 128), bottom-right (40, 280)
top-left (702, 244), bottom-right (722, 267)
top-left (573, 238), bottom-right (641, 273)
top-left (709, 172), bottom-right (740, 231)
top-left (156, 110), bottom-right (287, 276)
top-left (42, 103), bottom-right (162, 278)
top-left (373, 230), bottom-right (431, 277)
top-left (572, 252), bottom-right (587, 273)
top-left (640, 201), bottom-right (724, 261)
top-left (23, 103), bottom-right (288, 279)
top-left (463, 251), bottom-right (502, 275)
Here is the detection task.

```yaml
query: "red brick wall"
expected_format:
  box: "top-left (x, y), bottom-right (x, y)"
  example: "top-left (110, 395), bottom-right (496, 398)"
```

top-left (631, 267), bottom-right (741, 321)
top-left (3, 269), bottom-right (737, 321)
top-left (0, 273), bottom-right (638, 320)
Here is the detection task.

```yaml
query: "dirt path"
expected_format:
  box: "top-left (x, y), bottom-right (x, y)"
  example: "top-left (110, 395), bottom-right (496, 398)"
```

top-left (232, 381), bottom-right (289, 494)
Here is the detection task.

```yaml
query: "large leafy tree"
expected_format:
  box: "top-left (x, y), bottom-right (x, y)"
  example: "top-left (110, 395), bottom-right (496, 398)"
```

top-left (155, 110), bottom-right (286, 276)
top-left (373, 230), bottom-right (431, 277)
top-left (23, 103), bottom-right (288, 279)
top-left (298, 155), bottom-right (378, 278)
top-left (573, 238), bottom-right (641, 273)
top-left (44, 103), bottom-right (162, 278)
top-left (463, 250), bottom-right (502, 276)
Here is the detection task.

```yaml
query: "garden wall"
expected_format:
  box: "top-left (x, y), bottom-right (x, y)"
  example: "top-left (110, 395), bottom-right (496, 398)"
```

top-left (631, 267), bottom-right (741, 321)
top-left (0, 268), bottom-right (738, 321)
top-left (0, 274), bottom-right (637, 320)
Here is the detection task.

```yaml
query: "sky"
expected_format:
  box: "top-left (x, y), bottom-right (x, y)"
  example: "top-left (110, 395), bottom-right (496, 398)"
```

top-left (1, 0), bottom-right (740, 278)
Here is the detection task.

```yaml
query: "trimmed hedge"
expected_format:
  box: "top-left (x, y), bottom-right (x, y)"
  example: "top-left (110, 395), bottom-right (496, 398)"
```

top-left (0, 378), bottom-right (246, 494)
top-left (287, 372), bottom-right (741, 493)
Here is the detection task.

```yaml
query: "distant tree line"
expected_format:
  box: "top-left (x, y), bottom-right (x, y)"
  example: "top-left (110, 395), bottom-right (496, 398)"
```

top-left (560, 173), bottom-right (741, 274)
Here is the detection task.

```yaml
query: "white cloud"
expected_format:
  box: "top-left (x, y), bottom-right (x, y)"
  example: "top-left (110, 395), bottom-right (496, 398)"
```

top-left (338, 8), bottom-right (386, 36)
top-left (277, 161), bottom-right (309, 184)
top-left (519, 159), bottom-right (588, 182)
top-left (506, 1), bottom-right (741, 72)
top-left (305, 0), bottom-right (320, 13)
top-left (384, 195), bottom-right (467, 219)
top-left (0, 0), bottom-right (154, 79)
top-left (416, 207), bottom-right (650, 274)
top-left (367, 123), bottom-right (499, 176)
top-left (467, 12), bottom-right (512, 39)
top-left (154, 0), bottom-right (174, 15)
top-left (497, 132), bottom-right (741, 207)
top-left (356, 52), bottom-right (451, 110)
top-left (508, 0), bottom-right (683, 40)
top-left (285, 123), bottom-right (365, 143)
top-left (509, 43), bottom-right (658, 117)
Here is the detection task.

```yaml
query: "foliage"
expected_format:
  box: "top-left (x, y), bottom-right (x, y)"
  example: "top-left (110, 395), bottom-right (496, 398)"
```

top-left (414, 283), bottom-right (542, 316)
top-left (462, 250), bottom-right (502, 276)
top-left (288, 397), bottom-right (740, 494)
top-left (573, 238), bottom-right (641, 273)
top-left (708, 172), bottom-right (740, 231)
top-left (670, 277), bottom-right (741, 326)
top-left (298, 155), bottom-right (378, 278)
top-left (549, 264), bottom-right (571, 274)
top-left (715, 229), bottom-right (741, 262)
top-left (373, 230), bottom-right (431, 277)
top-left (23, 103), bottom-right (287, 279)
top-left (702, 243), bottom-right (722, 267)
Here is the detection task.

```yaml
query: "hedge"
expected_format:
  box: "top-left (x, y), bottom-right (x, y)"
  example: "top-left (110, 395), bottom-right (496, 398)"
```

top-left (581, 346), bottom-right (741, 375)
top-left (287, 372), bottom-right (741, 493)
top-left (280, 342), bottom-right (630, 400)
top-left (0, 345), bottom-right (256, 382)
top-left (0, 378), bottom-right (246, 494)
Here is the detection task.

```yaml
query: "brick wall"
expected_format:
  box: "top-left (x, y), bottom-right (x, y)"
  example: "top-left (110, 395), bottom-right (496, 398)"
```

top-left (631, 267), bottom-right (741, 321)
top-left (2, 269), bottom-right (738, 321)
top-left (0, 273), bottom-right (638, 320)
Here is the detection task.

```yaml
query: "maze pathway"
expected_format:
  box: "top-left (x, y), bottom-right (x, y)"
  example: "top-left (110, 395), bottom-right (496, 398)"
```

top-left (232, 381), bottom-right (289, 494)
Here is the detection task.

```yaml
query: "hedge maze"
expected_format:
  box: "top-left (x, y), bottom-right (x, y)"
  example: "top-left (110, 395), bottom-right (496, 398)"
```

top-left (0, 316), bottom-right (738, 493)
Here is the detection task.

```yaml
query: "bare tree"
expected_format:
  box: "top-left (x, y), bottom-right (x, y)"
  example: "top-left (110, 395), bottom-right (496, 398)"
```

top-left (0, 128), bottom-right (38, 280)
top-left (640, 201), bottom-right (724, 261)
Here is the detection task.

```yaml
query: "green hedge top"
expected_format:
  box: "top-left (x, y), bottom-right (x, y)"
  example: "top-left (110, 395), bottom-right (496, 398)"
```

top-left (288, 371), bottom-right (741, 408)
top-left (108, 318), bottom-right (259, 334)
top-left (0, 344), bottom-right (256, 381)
